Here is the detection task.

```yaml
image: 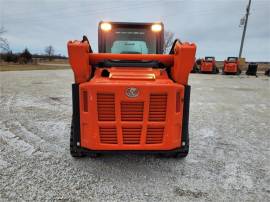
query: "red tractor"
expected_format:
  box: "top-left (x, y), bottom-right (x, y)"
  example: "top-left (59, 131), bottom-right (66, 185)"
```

top-left (223, 57), bottom-right (242, 75)
top-left (200, 56), bottom-right (219, 74)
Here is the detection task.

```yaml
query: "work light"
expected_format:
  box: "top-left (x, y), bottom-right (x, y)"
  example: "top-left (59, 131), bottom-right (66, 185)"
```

top-left (100, 22), bottom-right (112, 31)
top-left (151, 24), bottom-right (162, 32)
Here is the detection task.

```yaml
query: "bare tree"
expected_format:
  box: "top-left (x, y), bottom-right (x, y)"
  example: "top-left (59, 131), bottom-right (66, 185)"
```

top-left (45, 45), bottom-right (55, 61)
top-left (0, 26), bottom-right (10, 52)
top-left (163, 31), bottom-right (175, 53)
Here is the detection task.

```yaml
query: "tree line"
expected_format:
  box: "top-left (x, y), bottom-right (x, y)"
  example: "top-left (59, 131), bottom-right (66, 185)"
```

top-left (0, 27), bottom-right (66, 64)
top-left (0, 47), bottom-right (67, 64)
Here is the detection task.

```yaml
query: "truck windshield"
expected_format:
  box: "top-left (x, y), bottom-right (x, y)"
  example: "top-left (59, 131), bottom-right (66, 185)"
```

top-left (105, 28), bottom-right (157, 54)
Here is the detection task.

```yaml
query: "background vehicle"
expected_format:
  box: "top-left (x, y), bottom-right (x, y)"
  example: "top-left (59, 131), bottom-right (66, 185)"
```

top-left (67, 22), bottom-right (196, 158)
top-left (246, 62), bottom-right (258, 76)
top-left (223, 57), bottom-right (242, 75)
top-left (265, 68), bottom-right (270, 76)
top-left (191, 58), bottom-right (201, 73)
top-left (200, 56), bottom-right (219, 74)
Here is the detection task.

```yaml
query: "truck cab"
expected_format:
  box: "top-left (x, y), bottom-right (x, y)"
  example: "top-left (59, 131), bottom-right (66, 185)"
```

top-left (67, 22), bottom-right (196, 158)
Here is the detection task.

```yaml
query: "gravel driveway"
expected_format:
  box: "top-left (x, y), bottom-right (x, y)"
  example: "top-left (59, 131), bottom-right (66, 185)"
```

top-left (0, 70), bottom-right (269, 201)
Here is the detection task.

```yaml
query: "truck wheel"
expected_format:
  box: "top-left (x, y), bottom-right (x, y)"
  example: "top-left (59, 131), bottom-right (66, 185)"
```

top-left (70, 118), bottom-right (85, 158)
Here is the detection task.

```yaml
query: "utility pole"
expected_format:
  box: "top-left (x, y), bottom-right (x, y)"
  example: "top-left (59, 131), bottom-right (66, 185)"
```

top-left (239, 0), bottom-right (252, 58)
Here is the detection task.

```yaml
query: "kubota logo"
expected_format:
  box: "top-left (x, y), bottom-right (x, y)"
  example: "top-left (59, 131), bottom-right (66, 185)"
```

top-left (125, 87), bottom-right (139, 98)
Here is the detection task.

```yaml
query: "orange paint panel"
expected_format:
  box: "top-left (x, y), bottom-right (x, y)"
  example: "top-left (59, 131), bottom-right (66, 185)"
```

top-left (201, 59), bottom-right (216, 72)
top-left (67, 41), bottom-right (91, 83)
top-left (171, 42), bottom-right (196, 85)
top-left (224, 63), bottom-right (238, 73)
top-left (78, 69), bottom-right (185, 151)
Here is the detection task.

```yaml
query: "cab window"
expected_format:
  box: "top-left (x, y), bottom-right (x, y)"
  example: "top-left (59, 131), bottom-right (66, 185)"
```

top-left (105, 28), bottom-right (157, 54)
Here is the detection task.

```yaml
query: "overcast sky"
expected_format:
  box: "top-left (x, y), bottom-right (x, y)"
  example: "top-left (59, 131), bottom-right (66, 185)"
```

top-left (0, 0), bottom-right (269, 61)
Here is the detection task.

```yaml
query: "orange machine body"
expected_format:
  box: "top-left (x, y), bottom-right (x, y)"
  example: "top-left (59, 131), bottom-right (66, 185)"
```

top-left (223, 58), bottom-right (239, 73)
top-left (200, 57), bottom-right (216, 72)
top-left (68, 35), bottom-right (196, 153)
top-left (79, 68), bottom-right (184, 150)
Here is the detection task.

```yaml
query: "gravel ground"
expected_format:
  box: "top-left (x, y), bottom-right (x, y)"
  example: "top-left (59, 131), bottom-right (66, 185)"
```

top-left (0, 70), bottom-right (269, 201)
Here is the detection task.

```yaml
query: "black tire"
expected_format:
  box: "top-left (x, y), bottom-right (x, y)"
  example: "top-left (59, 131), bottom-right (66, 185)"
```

top-left (70, 118), bottom-right (85, 157)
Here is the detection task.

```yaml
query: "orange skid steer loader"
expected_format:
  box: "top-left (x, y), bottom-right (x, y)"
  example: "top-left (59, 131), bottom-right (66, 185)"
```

top-left (67, 22), bottom-right (196, 158)
top-left (200, 56), bottom-right (219, 74)
top-left (223, 57), bottom-right (242, 75)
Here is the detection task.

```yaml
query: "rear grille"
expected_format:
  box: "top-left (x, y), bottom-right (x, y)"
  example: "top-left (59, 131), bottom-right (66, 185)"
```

top-left (97, 93), bottom-right (115, 121)
top-left (97, 92), bottom-right (168, 146)
top-left (148, 94), bottom-right (167, 122)
top-left (99, 127), bottom-right (117, 144)
top-left (121, 102), bottom-right (144, 121)
top-left (146, 126), bottom-right (164, 144)
top-left (122, 126), bottom-right (142, 144)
